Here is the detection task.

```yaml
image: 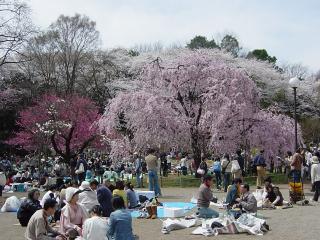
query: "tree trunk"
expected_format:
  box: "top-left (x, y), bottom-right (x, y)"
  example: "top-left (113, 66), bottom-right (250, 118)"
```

top-left (190, 128), bottom-right (202, 178)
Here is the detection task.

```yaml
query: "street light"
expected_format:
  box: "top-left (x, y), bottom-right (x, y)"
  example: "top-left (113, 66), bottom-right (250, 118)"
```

top-left (289, 76), bottom-right (300, 150)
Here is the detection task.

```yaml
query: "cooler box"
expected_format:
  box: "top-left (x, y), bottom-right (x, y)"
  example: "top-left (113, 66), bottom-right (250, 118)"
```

top-left (163, 207), bottom-right (184, 218)
top-left (17, 184), bottom-right (25, 192)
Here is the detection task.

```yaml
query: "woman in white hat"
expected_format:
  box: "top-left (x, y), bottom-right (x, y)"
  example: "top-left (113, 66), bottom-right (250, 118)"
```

top-left (60, 187), bottom-right (89, 239)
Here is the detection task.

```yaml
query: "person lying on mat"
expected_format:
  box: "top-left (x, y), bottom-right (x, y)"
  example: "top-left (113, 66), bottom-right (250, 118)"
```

top-left (196, 174), bottom-right (219, 218)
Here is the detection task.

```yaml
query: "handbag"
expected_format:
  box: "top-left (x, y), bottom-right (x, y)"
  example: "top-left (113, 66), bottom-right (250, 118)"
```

top-left (231, 160), bottom-right (241, 173)
top-left (75, 162), bottom-right (84, 174)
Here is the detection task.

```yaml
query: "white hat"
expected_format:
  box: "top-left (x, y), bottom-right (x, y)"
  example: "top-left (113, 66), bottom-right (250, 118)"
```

top-left (79, 181), bottom-right (90, 190)
top-left (65, 187), bottom-right (80, 202)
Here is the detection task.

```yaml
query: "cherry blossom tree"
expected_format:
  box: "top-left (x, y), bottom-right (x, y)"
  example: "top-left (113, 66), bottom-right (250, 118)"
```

top-left (100, 49), bottom-right (303, 168)
top-left (7, 94), bottom-right (102, 163)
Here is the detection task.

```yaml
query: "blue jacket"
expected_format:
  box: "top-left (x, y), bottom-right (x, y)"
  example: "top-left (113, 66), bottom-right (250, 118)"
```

top-left (225, 184), bottom-right (238, 205)
top-left (97, 186), bottom-right (113, 217)
top-left (107, 209), bottom-right (135, 240)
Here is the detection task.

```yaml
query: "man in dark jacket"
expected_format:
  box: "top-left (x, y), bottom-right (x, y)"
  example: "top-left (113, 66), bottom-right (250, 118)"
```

top-left (236, 150), bottom-right (245, 176)
top-left (97, 180), bottom-right (113, 217)
top-left (75, 153), bottom-right (88, 183)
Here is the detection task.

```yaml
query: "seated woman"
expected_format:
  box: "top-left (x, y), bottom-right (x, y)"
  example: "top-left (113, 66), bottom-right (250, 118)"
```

top-left (113, 181), bottom-right (127, 207)
top-left (107, 196), bottom-right (135, 240)
top-left (125, 183), bottom-right (140, 209)
top-left (272, 186), bottom-right (284, 206)
top-left (82, 205), bottom-right (108, 240)
top-left (60, 187), bottom-right (89, 239)
top-left (17, 189), bottom-right (42, 226)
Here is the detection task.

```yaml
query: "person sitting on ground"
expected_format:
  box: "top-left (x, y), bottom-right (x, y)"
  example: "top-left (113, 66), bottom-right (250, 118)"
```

top-left (126, 182), bottom-right (140, 209)
top-left (196, 174), bottom-right (219, 218)
top-left (272, 187), bottom-right (284, 206)
top-left (113, 180), bottom-right (127, 208)
top-left (82, 205), bottom-right (108, 240)
top-left (41, 185), bottom-right (57, 207)
top-left (17, 189), bottom-right (42, 226)
top-left (235, 184), bottom-right (257, 214)
top-left (262, 176), bottom-right (275, 200)
top-left (107, 196), bottom-right (135, 240)
top-left (78, 180), bottom-right (99, 213)
top-left (25, 198), bottom-right (66, 240)
top-left (225, 178), bottom-right (242, 207)
top-left (97, 179), bottom-right (113, 217)
top-left (60, 187), bottom-right (89, 239)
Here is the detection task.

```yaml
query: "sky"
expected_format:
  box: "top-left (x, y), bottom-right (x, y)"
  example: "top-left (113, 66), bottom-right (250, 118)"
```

top-left (28, 0), bottom-right (319, 71)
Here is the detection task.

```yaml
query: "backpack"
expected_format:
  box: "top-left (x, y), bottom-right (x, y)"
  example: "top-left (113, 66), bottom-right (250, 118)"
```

top-left (213, 162), bottom-right (221, 172)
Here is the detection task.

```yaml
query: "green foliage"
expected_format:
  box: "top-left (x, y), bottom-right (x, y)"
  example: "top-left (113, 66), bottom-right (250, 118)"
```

top-left (260, 98), bottom-right (272, 109)
top-left (247, 49), bottom-right (277, 63)
top-left (128, 49), bottom-right (139, 57)
top-left (187, 35), bottom-right (218, 49)
top-left (272, 89), bottom-right (287, 103)
top-left (300, 118), bottom-right (320, 144)
top-left (220, 34), bottom-right (241, 57)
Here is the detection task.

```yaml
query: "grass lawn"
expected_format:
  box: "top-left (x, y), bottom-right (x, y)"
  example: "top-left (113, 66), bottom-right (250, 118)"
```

top-left (131, 172), bottom-right (289, 188)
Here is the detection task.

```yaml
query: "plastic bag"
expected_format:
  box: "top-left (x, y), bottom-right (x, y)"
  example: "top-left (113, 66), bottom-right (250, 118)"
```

top-left (1, 196), bottom-right (21, 212)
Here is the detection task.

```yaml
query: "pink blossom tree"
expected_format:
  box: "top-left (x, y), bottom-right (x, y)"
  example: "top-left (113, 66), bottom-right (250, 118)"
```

top-left (100, 49), bottom-right (303, 168)
top-left (100, 50), bottom-right (260, 167)
top-left (7, 94), bottom-right (102, 163)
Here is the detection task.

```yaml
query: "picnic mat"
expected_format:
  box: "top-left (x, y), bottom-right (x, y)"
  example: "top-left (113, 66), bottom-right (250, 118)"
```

top-left (131, 202), bottom-right (196, 218)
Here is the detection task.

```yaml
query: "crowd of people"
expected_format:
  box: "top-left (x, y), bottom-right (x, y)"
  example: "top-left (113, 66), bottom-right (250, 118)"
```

top-left (19, 177), bottom-right (137, 240)
top-left (1, 145), bottom-right (320, 239)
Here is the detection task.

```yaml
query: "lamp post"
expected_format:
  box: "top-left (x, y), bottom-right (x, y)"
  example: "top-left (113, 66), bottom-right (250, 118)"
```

top-left (289, 77), bottom-right (300, 150)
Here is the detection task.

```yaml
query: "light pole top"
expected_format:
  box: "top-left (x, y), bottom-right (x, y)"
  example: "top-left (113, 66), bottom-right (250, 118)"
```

top-left (289, 76), bottom-right (300, 88)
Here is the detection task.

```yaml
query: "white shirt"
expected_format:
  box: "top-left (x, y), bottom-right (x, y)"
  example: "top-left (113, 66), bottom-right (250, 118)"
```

top-left (78, 189), bottom-right (99, 213)
top-left (311, 163), bottom-right (320, 184)
top-left (41, 190), bottom-right (55, 207)
top-left (180, 158), bottom-right (187, 167)
top-left (305, 152), bottom-right (313, 166)
top-left (82, 216), bottom-right (108, 240)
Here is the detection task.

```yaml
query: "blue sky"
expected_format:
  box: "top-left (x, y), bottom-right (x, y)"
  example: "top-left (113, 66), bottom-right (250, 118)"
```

top-left (28, 0), bottom-right (319, 71)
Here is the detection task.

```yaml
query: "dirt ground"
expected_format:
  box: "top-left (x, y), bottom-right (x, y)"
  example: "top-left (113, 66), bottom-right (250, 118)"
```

top-left (0, 184), bottom-right (319, 240)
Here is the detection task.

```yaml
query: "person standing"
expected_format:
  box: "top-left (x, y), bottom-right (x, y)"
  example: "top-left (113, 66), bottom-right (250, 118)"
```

top-left (236, 150), bottom-right (245, 177)
top-left (196, 175), bottom-right (219, 218)
top-left (311, 155), bottom-right (320, 202)
top-left (221, 154), bottom-right (232, 192)
top-left (133, 152), bottom-right (143, 188)
top-left (212, 158), bottom-right (222, 190)
top-left (290, 148), bottom-right (303, 182)
top-left (75, 153), bottom-right (88, 184)
top-left (253, 150), bottom-right (267, 188)
top-left (285, 151), bottom-right (293, 177)
top-left (145, 149), bottom-right (161, 197)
